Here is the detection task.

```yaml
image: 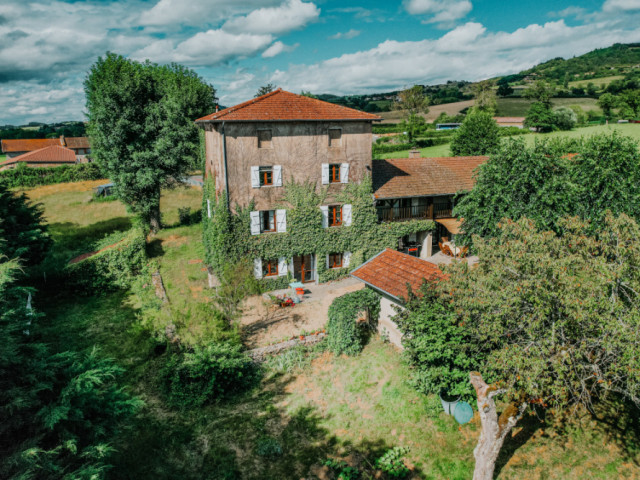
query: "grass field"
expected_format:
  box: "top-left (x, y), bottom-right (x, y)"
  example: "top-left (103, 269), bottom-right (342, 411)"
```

top-left (23, 179), bottom-right (640, 479)
top-left (568, 75), bottom-right (624, 88)
top-left (377, 123), bottom-right (640, 159)
top-left (496, 97), bottom-right (601, 117)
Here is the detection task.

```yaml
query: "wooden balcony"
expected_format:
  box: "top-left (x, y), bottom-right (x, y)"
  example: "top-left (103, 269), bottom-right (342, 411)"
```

top-left (377, 200), bottom-right (453, 222)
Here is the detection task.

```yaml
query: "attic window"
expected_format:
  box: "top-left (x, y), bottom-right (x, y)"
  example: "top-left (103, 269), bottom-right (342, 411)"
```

top-left (258, 129), bottom-right (272, 148)
top-left (328, 128), bottom-right (342, 147)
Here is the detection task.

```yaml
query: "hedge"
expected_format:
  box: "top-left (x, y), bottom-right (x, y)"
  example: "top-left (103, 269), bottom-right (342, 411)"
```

top-left (64, 227), bottom-right (147, 291)
top-left (326, 288), bottom-right (380, 356)
top-left (0, 162), bottom-right (105, 188)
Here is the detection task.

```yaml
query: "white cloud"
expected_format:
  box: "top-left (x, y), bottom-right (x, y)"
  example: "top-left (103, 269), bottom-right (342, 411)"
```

top-left (139, 0), bottom-right (282, 27)
top-left (262, 41), bottom-right (298, 58)
top-left (222, 0), bottom-right (320, 35)
top-left (0, 80), bottom-right (84, 124)
top-left (403, 0), bottom-right (472, 24)
top-left (329, 29), bottom-right (361, 40)
top-left (131, 29), bottom-right (274, 65)
top-left (263, 19), bottom-right (640, 100)
top-left (603, 0), bottom-right (640, 12)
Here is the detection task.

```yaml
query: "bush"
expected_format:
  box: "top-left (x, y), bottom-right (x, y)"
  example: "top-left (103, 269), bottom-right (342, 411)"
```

top-left (0, 162), bottom-right (104, 188)
top-left (553, 106), bottom-right (577, 130)
top-left (64, 227), bottom-right (147, 290)
top-left (178, 207), bottom-right (192, 225)
top-left (375, 447), bottom-right (411, 478)
top-left (161, 342), bottom-right (256, 408)
top-left (326, 288), bottom-right (380, 356)
top-left (450, 110), bottom-right (500, 156)
top-left (255, 436), bottom-right (283, 457)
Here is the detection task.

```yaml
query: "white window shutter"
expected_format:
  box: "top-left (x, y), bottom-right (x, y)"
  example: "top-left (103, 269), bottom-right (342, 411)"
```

top-left (206, 199), bottom-right (211, 218)
top-left (250, 211), bottom-right (261, 235)
top-left (320, 205), bottom-right (329, 228)
top-left (325, 254), bottom-right (330, 269)
top-left (321, 163), bottom-right (329, 185)
top-left (276, 209), bottom-right (287, 233)
top-left (251, 166), bottom-right (260, 188)
top-left (274, 165), bottom-right (283, 187)
top-left (253, 258), bottom-right (263, 279)
top-left (278, 257), bottom-right (288, 276)
top-left (344, 251), bottom-right (352, 267)
top-left (340, 163), bottom-right (350, 183)
top-left (343, 204), bottom-right (352, 226)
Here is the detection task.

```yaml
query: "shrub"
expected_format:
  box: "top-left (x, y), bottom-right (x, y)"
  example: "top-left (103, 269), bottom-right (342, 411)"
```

top-left (553, 106), bottom-right (577, 130)
top-left (255, 436), bottom-right (283, 457)
top-left (178, 207), bottom-right (192, 225)
top-left (0, 162), bottom-right (105, 188)
top-left (375, 447), bottom-right (411, 478)
top-left (450, 110), bottom-right (500, 156)
top-left (326, 288), bottom-right (380, 356)
top-left (64, 227), bottom-right (147, 290)
top-left (161, 342), bottom-right (256, 408)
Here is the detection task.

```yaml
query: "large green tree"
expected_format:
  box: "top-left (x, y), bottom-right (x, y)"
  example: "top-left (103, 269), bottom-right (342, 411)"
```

top-left (524, 101), bottom-right (555, 132)
top-left (394, 85), bottom-right (429, 141)
top-left (85, 53), bottom-right (216, 231)
top-left (455, 133), bottom-right (640, 244)
top-left (450, 110), bottom-right (500, 156)
top-left (0, 182), bottom-right (51, 265)
top-left (442, 215), bottom-right (640, 480)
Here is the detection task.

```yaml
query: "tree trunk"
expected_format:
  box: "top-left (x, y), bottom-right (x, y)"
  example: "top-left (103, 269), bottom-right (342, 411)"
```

top-left (149, 205), bottom-right (161, 233)
top-left (470, 372), bottom-right (527, 480)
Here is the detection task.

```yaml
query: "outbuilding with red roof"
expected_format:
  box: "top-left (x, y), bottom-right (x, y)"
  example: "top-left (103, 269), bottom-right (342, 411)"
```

top-left (0, 144), bottom-right (78, 171)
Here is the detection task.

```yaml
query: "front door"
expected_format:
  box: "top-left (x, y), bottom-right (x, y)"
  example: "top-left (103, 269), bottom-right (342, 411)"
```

top-left (293, 254), bottom-right (315, 283)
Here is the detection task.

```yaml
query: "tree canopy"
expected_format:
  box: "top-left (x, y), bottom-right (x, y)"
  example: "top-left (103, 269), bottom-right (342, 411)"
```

top-left (455, 133), bottom-right (640, 245)
top-left (450, 110), bottom-right (500, 156)
top-left (85, 53), bottom-right (216, 231)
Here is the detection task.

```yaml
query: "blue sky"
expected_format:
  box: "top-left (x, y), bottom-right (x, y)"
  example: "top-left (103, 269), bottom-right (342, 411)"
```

top-left (1, 0), bottom-right (640, 124)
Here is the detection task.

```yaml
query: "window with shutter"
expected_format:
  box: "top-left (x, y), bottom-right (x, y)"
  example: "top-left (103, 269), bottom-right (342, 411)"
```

top-left (328, 205), bottom-right (342, 227)
top-left (328, 252), bottom-right (343, 268)
top-left (262, 258), bottom-right (279, 277)
top-left (259, 166), bottom-right (273, 186)
top-left (329, 163), bottom-right (341, 183)
top-left (260, 210), bottom-right (276, 233)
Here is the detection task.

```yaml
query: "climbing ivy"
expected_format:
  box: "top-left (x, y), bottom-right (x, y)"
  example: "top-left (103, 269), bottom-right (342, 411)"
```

top-left (203, 176), bottom-right (435, 288)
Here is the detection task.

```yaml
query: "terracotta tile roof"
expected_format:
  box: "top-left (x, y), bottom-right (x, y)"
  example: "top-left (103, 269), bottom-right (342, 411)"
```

top-left (196, 88), bottom-right (382, 123)
top-left (1, 145), bottom-right (77, 166)
top-left (64, 137), bottom-right (90, 149)
top-left (1, 138), bottom-right (61, 153)
top-left (350, 248), bottom-right (445, 301)
top-left (372, 156), bottom-right (488, 199)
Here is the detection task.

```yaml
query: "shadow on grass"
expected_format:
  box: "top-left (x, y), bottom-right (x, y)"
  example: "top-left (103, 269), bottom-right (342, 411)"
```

top-left (493, 409), bottom-right (544, 479)
top-left (591, 398), bottom-right (640, 464)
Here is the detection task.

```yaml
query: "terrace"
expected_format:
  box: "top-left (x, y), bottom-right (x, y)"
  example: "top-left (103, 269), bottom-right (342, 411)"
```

top-left (376, 196), bottom-right (453, 223)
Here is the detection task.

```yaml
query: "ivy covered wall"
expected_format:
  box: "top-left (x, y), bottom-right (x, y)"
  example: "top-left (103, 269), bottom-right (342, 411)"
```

top-left (202, 175), bottom-right (435, 289)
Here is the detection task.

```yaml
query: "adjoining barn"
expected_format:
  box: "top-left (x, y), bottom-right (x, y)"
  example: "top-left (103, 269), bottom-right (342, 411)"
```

top-left (350, 248), bottom-right (445, 349)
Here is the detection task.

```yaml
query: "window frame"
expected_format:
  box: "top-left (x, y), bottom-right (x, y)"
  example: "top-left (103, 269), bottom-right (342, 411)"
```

top-left (328, 205), bottom-right (342, 227)
top-left (258, 129), bottom-right (273, 149)
top-left (328, 252), bottom-right (343, 269)
top-left (260, 210), bottom-right (276, 233)
top-left (263, 258), bottom-right (279, 277)
top-left (259, 166), bottom-right (273, 186)
top-left (329, 163), bottom-right (341, 184)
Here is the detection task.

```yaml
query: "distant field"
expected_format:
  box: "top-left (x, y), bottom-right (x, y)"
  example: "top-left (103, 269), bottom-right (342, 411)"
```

top-left (496, 97), bottom-right (601, 117)
top-left (0, 154), bottom-right (5, 163)
top-left (377, 123), bottom-right (640, 159)
top-left (568, 75), bottom-right (624, 88)
top-left (379, 100), bottom-right (474, 124)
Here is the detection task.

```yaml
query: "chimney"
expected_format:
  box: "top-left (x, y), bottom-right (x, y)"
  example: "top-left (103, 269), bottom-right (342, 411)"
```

top-left (408, 150), bottom-right (421, 159)
top-left (215, 104), bottom-right (219, 112)
top-left (60, 135), bottom-right (66, 146)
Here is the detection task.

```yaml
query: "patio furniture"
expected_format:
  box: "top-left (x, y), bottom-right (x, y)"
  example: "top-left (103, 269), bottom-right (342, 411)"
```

top-left (441, 243), bottom-right (455, 257)
top-left (457, 246), bottom-right (469, 258)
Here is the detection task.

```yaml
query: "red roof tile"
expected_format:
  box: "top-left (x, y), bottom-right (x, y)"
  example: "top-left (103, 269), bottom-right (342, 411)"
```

top-left (350, 248), bottom-right (445, 301)
top-left (196, 89), bottom-right (382, 122)
top-left (64, 137), bottom-right (90, 149)
top-left (1, 145), bottom-right (77, 166)
top-left (372, 156), bottom-right (488, 199)
top-left (1, 138), bottom-right (61, 153)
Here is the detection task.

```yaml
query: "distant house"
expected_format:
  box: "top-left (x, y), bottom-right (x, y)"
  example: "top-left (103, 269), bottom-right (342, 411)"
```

top-left (493, 117), bottom-right (525, 128)
top-left (0, 145), bottom-right (77, 171)
top-left (1, 135), bottom-right (91, 159)
top-left (350, 248), bottom-right (445, 348)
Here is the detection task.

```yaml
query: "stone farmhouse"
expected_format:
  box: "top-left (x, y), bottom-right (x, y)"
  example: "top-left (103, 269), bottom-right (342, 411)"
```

top-left (197, 89), bottom-right (485, 285)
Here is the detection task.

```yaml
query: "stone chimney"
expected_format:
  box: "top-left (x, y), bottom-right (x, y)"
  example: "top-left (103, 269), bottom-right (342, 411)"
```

top-left (60, 135), bottom-right (66, 146)
top-left (408, 150), bottom-right (421, 159)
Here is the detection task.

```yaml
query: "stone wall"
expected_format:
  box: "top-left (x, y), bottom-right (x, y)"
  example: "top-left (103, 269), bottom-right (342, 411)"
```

top-left (377, 295), bottom-right (405, 349)
top-left (203, 121), bottom-right (373, 211)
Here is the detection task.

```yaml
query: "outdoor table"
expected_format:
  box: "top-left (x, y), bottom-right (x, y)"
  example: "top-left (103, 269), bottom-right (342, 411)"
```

top-left (289, 281), bottom-right (304, 289)
top-left (443, 241), bottom-right (459, 256)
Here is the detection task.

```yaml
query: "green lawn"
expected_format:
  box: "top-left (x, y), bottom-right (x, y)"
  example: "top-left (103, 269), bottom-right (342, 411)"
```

top-left (377, 123), bottom-right (640, 159)
top-left (24, 179), bottom-right (640, 479)
top-left (568, 75), bottom-right (624, 88)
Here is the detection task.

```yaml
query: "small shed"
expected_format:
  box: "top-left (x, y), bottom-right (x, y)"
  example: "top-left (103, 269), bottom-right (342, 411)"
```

top-left (93, 182), bottom-right (114, 197)
top-left (350, 248), bottom-right (445, 348)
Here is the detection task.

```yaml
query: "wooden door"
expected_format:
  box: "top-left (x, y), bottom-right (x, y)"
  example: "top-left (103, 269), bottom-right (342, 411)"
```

top-left (293, 255), bottom-right (315, 283)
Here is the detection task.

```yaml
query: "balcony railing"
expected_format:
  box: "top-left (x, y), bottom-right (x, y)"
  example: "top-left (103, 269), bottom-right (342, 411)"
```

top-left (377, 201), bottom-right (453, 222)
